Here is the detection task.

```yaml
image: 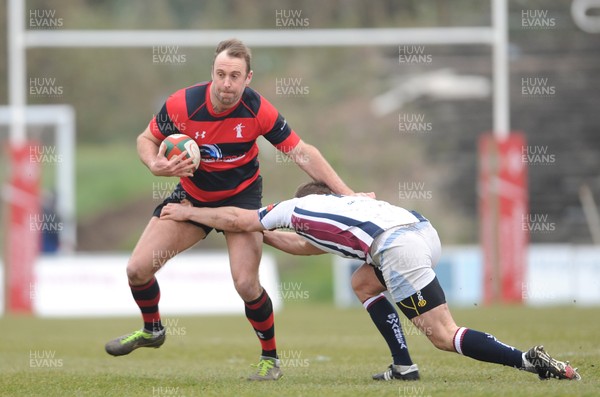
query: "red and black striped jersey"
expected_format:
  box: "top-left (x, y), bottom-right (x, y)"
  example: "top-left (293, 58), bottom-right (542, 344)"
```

top-left (149, 81), bottom-right (300, 202)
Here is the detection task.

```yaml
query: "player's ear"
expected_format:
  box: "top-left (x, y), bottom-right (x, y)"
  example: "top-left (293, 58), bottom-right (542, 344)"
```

top-left (245, 70), bottom-right (253, 85)
top-left (210, 61), bottom-right (216, 80)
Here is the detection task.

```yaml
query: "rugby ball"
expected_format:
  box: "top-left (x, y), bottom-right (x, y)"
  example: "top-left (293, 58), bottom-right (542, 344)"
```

top-left (160, 134), bottom-right (201, 170)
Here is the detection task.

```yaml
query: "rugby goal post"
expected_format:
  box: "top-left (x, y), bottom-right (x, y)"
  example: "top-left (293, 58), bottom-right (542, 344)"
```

top-left (0, 105), bottom-right (77, 252)
top-left (1, 105), bottom-right (76, 313)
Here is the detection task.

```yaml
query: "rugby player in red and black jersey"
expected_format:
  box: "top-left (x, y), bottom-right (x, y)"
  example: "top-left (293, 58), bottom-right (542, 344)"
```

top-left (104, 39), bottom-right (354, 380)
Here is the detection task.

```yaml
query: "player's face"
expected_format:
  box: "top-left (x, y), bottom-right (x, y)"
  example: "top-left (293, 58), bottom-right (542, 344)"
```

top-left (211, 52), bottom-right (252, 111)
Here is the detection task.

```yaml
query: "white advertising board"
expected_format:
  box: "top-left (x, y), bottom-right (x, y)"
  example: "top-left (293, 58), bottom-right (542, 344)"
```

top-left (21, 252), bottom-right (280, 317)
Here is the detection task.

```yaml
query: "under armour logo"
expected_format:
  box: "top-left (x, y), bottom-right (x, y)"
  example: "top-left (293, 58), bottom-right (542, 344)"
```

top-left (234, 123), bottom-right (245, 138)
top-left (195, 131), bottom-right (206, 139)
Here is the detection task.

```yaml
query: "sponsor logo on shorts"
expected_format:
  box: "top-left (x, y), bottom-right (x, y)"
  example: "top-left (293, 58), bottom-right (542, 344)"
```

top-left (416, 290), bottom-right (427, 307)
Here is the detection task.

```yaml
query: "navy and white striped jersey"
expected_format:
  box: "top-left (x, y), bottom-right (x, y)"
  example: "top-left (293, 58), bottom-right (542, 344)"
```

top-left (258, 194), bottom-right (421, 263)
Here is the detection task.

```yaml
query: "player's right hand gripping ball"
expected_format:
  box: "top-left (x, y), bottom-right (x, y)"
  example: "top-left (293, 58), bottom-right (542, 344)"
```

top-left (160, 134), bottom-right (201, 170)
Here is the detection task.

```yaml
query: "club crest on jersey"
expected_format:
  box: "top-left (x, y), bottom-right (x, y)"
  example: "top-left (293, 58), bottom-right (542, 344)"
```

top-left (234, 123), bottom-right (245, 138)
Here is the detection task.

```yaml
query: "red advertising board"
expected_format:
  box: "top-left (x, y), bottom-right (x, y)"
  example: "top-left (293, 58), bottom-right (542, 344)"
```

top-left (5, 142), bottom-right (41, 314)
top-left (479, 133), bottom-right (528, 304)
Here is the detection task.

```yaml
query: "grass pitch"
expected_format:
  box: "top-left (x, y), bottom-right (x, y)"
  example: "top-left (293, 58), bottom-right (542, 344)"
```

top-left (1, 304), bottom-right (598, 397)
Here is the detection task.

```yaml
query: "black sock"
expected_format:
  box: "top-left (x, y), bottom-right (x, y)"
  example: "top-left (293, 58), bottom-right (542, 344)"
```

top-left (453, 327), bottom-right (523, 368)
top-left (364, 294), bottom-right (413, 366)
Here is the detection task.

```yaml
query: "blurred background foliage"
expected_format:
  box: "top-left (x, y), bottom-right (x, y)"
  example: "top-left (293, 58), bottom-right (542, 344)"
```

top-left (0, 0), bottom-right (599, 259)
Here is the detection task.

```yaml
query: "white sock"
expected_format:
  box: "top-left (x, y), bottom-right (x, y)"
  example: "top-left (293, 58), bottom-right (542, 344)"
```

top-left (393, 363), bottom-right (418, 373)
top-left (521, 352), bottom-right (537, 373)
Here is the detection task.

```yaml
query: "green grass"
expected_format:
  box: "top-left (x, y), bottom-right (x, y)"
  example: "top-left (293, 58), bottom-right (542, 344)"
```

top-left (272, 249), bottom-right (334, 303)
top-left (1, 305), bottom-right (598, 397)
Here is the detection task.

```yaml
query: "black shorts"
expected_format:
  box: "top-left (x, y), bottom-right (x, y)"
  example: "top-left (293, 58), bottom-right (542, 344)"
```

top-left (152, 176), bottom-right (263, 235)
top-left (396, 277), bottom-right (446, 320)
top-left (373, 266), bottom-right (446, 320)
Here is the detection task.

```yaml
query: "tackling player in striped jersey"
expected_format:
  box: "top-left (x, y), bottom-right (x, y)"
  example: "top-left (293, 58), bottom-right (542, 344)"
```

top-left (159, 181), bottom-right (581, 382)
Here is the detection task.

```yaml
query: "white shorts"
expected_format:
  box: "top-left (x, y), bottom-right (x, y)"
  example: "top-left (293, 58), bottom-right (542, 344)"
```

top-left (370, 220), bottom-right (441, 302)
